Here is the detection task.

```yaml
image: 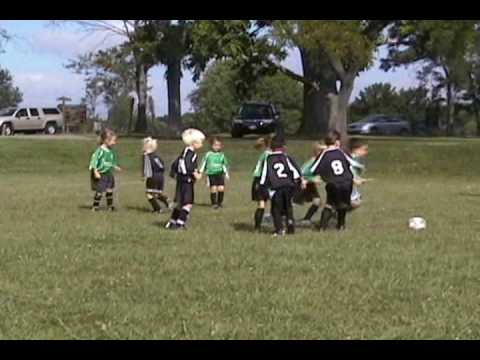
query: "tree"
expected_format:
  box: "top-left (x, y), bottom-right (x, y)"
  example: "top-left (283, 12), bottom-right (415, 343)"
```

top-left (382, 20), bottom-right (479, 136)
top-left (350, 83), bottom-right (401, 120)
top-left (0, 67), bottom-right (23, 109)
top-left (189, 60), bottom-right (303, 133)
top-left (0, 27), bottom-right (8, 53)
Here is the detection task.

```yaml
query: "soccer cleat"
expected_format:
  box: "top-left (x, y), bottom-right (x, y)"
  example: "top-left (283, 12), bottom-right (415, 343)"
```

top-left (107, 207), bottom-right (116, 212)
top-left (212, 204), bottom-right (220, 210)
top-left (272, 230), bottom-right (286, 237)
top-left (165, 221), bottom-right (177, 230)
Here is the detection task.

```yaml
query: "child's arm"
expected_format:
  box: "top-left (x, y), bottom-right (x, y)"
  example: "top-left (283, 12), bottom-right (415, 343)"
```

top-left (89, 148), bottom-right (102, 179)
top-left (223, 154), bottom-right (230, 180)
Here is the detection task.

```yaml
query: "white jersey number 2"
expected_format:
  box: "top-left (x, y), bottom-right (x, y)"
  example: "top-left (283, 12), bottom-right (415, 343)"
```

top-left (331, 160), bottom-right (345, 176)
top-left (273, 163), bottom-right (288, 178)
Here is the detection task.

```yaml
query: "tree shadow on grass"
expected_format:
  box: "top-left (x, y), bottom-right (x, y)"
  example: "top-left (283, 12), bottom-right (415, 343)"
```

top-left (231, 222), bottom-right (269, 234)
top-left (125, 205), bottom-right (154, 214)
top-left (458, 193), bottom-right (480, 198)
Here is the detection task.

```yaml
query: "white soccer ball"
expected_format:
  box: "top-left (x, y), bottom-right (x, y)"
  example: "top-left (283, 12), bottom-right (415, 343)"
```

top-left (409, 217), bottom-right (426, 231)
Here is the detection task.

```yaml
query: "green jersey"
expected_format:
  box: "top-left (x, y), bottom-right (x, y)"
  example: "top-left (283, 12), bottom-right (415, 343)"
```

top-left (253, 151), bottom-right (270, 178)
top-left (200, 151), bottom-right (229, 176)
top-left (301, 157), bottom-right (317, 182)
top-left (89, 145), bottom-right (118, 175)
top-left (349, 154), bottom-right (365, 179)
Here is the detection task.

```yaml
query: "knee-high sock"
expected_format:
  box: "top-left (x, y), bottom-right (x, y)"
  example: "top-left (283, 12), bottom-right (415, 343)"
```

top-left (106, 192), bottom-right (114, 208)
top-left (218, 192), bottom-right (224, 206)
top-left (319, 207), bottom-right (334, 231)
top-left (304, 205), bottom-right (319, 221)
top-left (93, 192), bottom-right (102, 208)
top-left (210, 192), bottom-right (217, 206)
top-left (254, 208), bottom-right (265, 230)
top-left (157, 193), bottom-right (170, 207)
top-left (177, 207), bottom-right (191, 227)
top-left (271, 193), bottom-right (284, 234)
top-left (148, 197), bottom-right (161, 212)
top-left (170, 208), bottom-right (181, 223)
top-left (337, 209), bottom-right (347, 230)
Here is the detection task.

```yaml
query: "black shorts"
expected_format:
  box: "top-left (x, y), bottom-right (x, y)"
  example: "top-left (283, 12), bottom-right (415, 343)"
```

top-left (325, 181), bottom-right (353, 210)
top-left (293, 182), bottom-right (320, 204)
top-left (208, 174), bottom-right (225, 187)
top-left (174, 180), bottom-right (195, 206)
top-left (146, 174), bottom-right (165, 193)
top-left (251, 177), bottom-right (269, 202)
top-left (91, 172), bottom-right (115, 193)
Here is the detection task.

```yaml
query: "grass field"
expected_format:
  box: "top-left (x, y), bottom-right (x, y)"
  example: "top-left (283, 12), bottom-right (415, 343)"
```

top-left (1, 134), bottom-right (480, 339)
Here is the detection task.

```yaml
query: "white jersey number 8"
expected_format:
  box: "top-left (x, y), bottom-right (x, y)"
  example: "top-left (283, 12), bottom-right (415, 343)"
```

top-left (273, 163), bottom-right (288, 178)
top-left (331, 160), bottom-right (345, 176)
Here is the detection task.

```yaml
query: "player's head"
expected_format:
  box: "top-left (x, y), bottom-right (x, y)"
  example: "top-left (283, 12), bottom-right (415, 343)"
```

top-left (349, 138), bottom-right (369, 157)
top-left (99, 128), bottom-right (117, 147)
top-left (210, 137), bottom-right (223, 152)
top-left (182, 128), bottom-right (206, 150)
top-left (254, 135), bottom-right (272, 151)
top-left (270, 135), bottom-right (285, 151)
top-left (324, 130), bottom-right (341, 148)
top-left (312, 142), bottom-right (327, 157)
top-left (143, 137), bottom-right (158, 154)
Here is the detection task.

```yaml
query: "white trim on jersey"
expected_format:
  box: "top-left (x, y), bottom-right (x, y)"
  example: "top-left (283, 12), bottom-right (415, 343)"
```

top-left (286, 157), bottom-right (301, 180)
top-left (310, 147), bottom-right (337, 173)
top-left (259, 154), bottom-right (270, 185)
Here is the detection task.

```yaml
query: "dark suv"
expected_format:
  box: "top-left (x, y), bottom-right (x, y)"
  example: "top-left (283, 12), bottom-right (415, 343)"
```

top-left (231, 102), bottom-right (280, 138)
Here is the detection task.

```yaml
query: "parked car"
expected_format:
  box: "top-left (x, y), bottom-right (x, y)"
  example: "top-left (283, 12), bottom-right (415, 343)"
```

top-left (0, 107), bottom-right (63, 136)
top-left (348, 115), bottom-right (411, 136)
top-left (231, 102), bottom-right (281, 138)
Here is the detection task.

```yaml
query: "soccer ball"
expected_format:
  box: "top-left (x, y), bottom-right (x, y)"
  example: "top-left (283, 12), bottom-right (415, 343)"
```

top-left (409, 217), bottom-right (426, 231)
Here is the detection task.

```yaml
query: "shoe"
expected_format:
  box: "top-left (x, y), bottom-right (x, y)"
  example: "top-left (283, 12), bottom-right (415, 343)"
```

top-left (212, 204), bottom-right (220, 210)
top-left (176, 224), bottom-right (187, 231)
top-left (107, 207), bottom-right (116, 212)
top-left (165, 221), bottom-right (177, 230)
top-left (272, 230), bottom-right (286, 237)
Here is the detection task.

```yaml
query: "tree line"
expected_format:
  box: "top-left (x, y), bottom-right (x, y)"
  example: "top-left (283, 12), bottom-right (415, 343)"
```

top-left (2, 21), bottom-right (480, 138)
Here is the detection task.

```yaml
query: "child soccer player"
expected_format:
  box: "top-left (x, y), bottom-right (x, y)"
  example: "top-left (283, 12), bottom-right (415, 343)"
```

top-left (251, 136), bottom-right (272, 231)
top-left (165, 128), bottom-right (205, 230)
top-left (310, 130), bottom-right (354, 231)
top-left (199, 137), bottom-right (230, 209)
top-left (142, 137), bottom-right (172, 213)
top-left (89, 128), bottom-right (122, 211)
top-left (348, 138), bottom-right (369, 210)
top-left (259, 135), bottom-right (305, 236)
top-left (298, 142), bottom-right (326, 226)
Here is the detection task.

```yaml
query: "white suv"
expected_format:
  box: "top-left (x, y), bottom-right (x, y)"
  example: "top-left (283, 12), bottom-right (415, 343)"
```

top-left (0, 107), bottom-right (64, 136)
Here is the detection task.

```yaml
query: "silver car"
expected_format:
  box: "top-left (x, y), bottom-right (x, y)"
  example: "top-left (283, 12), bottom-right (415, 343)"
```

top-left (0, 107), bottom-right (64, 136)
top-left (348, 115), bottom-right (411, 136)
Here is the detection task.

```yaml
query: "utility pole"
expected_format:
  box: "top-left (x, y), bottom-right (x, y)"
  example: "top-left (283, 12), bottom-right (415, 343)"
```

top-left (57, 96), bottom-right (72, 134)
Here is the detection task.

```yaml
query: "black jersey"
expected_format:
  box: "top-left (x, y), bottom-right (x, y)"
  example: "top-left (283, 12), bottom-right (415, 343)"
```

top-left (143, 152), bottom-right (165, 178)
top-left (172, 147), bottom-right (198, 183)
top-left (259, 151), bottom-right (302, 190)
top-left (310, 148), bottom-right (353, 184)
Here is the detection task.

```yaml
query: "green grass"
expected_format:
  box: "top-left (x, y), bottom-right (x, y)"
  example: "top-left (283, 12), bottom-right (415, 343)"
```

top-left (1, 135), bottom-right (480, 339)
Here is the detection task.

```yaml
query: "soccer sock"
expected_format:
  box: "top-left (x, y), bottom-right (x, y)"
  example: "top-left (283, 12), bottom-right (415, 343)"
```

top-left (106, 192), bottom-right (114, 208)
top-left (319, 207), bottom-right (334, 231)
top-left (218, 192), bottom-right (224, 206)
top-left (169, 208), bottom-right (181, 224)
top-left (210, 192), bottom-right (217, 206)
top-left (92, 192), bottom-right (102, 208)
top-left (304, 205), bottom-right (320, 221)
top-left (148, 198), bottom-right (161, 212)
top-left (177, 207), bottom-right (191, 227)
top-left (157, 193), bottom-right (170, 208)
top-left (337, 209), bottom-right (347, 230)
top-left (254, 208), bottom-right (265, 230)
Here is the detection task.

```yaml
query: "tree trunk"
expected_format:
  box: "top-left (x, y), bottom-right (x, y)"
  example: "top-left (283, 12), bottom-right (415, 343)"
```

top-left (127, 96), bottom-right (135, 134)
top-left (297, 47), bottom-right (336, 137)
top-left (134, 63), bottom-right (148, 133)
top-left (446, 82), bottom-right (455, 136)
top-left (167, 58), bottom-right (182, 132)
top-left (474, 100), bottom-right (480, 137)
top-left (328, 78), bottom-right (354, 146)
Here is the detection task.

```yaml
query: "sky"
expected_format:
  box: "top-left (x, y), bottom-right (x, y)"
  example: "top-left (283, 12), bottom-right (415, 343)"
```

top-left (0, 20), bottom-right (420, 118)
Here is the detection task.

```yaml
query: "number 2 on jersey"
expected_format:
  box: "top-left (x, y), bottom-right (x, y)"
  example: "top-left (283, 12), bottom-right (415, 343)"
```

top-left (273, 163), bottom-right (288, 178)
top-left (331, 160), bottom-right (344, 175)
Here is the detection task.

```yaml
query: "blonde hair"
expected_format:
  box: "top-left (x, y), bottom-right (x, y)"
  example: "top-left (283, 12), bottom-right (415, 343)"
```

top-left (182, 128), bottom-right (206, 146)
top-left (143, 137), bottom-right (158, 154)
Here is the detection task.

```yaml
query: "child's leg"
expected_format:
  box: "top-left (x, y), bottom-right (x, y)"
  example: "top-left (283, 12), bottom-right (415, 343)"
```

top-left (337, 209), bottom-right (347, 230)
top-left (147, 192), bottom-right (161, 212)
top-left (254, 200), bottom-right (266, 230)
top-left (217, 185), bottom-right (225, 206)
top-left (319, 205), bottom-right (335, 231)
top-left (177, 204), bottom-right (192, 228)
top-left (210, 185), bottom-right (218, 206)
top-left (304, 197), bottom-right (322, 221)
top-left (156, 192), bottom-right (171, 208)
top-left (106, 189), bottom-right (114, 210)
top-left (285, 190), bottom-right (295, 234)
top-left (92, 192), bottom-right (103, 210)
top-left (271, 192), bottom-right (284, 234)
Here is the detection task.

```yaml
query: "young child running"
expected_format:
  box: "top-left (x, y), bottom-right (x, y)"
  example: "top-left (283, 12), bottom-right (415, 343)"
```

top-left (348, 138), bottom-right (370, 210)
top-left (165, 128), bottom-right (205, 230)
top-left (298, 142), bottom-right (327, 226)
top-left (199, 137), bottom-right (230, 209)
top-left (259, 135), bottom-right (305, 236)
top-left (89, 128), bottom-right (122, 211)
top-left (310, 130), bottom-right (354, 231)
top-left (251, 136), bottom-right (272, 231)
top-left (142, 137), bottom-right (172, 213)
